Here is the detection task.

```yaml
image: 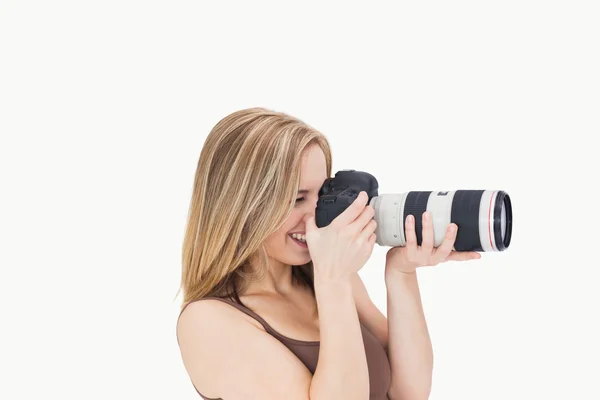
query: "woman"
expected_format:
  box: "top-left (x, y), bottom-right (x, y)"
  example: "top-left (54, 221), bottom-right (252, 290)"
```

top-left (175, 107), bottom-right (480, 400)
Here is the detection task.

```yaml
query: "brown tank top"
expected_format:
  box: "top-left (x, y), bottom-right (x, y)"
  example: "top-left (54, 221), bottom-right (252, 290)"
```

top-left (176, 296), bottom-right (392, 400)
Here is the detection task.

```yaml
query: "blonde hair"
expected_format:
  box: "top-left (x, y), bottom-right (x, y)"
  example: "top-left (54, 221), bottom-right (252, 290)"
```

top-left (176, 108), bottom-right (332, 309)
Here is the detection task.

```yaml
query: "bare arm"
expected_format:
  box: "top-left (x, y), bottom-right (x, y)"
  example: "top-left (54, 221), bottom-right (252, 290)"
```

top-left (310, 278), bottom-right (370, 400)
top-left (349, 270), bottom-right (434, 399)
top-left (385, 268), bottom-right (433, 400)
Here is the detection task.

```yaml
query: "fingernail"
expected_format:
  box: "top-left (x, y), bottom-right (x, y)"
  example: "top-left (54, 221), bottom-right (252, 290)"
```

top-left (448, 224), bottom-right (456, 233)
top-left (423, 212), bottom-right (429, 221)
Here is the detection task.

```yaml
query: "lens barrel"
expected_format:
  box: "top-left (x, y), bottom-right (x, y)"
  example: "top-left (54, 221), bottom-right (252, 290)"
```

top-left (370, 190), bottom-right (512, 252)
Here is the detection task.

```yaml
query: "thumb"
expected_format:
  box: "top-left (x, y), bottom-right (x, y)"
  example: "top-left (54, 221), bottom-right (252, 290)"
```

top-left (304, 214), bottom-right (317, 233)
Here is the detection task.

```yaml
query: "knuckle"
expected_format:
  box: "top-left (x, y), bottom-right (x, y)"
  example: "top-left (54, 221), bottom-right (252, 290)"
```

top-left (437, 247), bottom-right (449, 257)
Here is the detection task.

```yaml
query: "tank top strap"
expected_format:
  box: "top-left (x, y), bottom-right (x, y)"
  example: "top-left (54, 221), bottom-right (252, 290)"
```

top-left (177, 296), bottom-right (278, 343)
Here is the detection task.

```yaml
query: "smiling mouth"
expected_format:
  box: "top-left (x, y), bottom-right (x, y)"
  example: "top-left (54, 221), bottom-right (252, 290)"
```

top-left (289, 235), bottom-right (307, 246)
top-left (288, 234), bottom-right (306, 242)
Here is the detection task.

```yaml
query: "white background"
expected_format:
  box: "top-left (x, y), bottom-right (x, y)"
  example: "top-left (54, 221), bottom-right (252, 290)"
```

top-left (1, 1), bottom-right (599, 399)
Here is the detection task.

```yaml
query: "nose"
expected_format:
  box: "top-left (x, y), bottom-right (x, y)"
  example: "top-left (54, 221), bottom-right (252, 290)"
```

top-left (304, 200), bottom-right (317, 221)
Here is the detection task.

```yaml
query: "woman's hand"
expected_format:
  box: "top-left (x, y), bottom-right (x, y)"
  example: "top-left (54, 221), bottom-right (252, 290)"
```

top-left (304, 191), bottom-right (377, 284)
top-left (385, 211), bottom-right (481, 275)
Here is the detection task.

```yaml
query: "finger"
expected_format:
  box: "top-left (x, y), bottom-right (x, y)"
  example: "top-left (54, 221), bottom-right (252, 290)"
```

top-left (444, 251), bottom-right (481, 262)
top-left (421, 212), bottom-right (434, 253)
top-left (332, 191), bottom-right (369, 228)
top-left (359, 218), bottom-right (377, 241)
top-left (349, 203), bottom-right (375, 234)
top-left (369, 232), bottom-right (377, 246)
top-left (432, 223), bottom-right (457, 263)
top-left (365, 233), bottom-right (377, 260)
top-left (303, 214), bottom-right (317, 234)
top-left (404, 214), bottom-right (418, 252)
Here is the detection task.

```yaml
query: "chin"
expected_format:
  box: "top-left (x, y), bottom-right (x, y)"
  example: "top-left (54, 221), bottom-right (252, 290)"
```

top-left (285, 253), bottom-right (311, 266)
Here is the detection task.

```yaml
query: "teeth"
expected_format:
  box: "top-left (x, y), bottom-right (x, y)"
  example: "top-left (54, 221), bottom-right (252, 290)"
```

top-left (291, 233), bottom-right (306, 242)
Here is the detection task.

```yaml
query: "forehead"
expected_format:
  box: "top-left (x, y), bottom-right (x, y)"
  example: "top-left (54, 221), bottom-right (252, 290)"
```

top-left (299, 144), bottom-right (328, 190)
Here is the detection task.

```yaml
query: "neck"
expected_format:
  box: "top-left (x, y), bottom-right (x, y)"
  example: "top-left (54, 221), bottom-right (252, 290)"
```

top-left (245, 258), bottom-right (295, 296)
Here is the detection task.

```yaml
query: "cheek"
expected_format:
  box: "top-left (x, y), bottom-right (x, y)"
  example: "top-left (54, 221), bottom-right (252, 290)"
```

top-left (269, 212), bottom-right (303, 246)
top-left (263, 231), bottom-right (292, 260)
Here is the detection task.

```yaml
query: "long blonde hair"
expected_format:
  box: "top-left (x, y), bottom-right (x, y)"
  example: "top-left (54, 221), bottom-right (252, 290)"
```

top-left (176, 108), bottom-right (332, 309)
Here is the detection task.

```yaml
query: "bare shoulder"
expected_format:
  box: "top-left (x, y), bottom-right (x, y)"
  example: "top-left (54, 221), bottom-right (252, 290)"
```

top-left (177, 299), bottom-right (313, 400)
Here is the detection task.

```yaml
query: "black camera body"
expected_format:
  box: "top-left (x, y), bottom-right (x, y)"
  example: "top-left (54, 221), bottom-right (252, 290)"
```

top-left (315, 170), bottom-right (379, 228)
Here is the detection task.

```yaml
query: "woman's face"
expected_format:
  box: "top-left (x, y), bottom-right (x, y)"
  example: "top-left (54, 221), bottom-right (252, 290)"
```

top-left (264, 143), bottom-right (328, 267)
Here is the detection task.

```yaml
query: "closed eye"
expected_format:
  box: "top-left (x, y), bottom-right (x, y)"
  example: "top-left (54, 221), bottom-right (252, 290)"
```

top-left (295, 197), bottom-right (305, 203)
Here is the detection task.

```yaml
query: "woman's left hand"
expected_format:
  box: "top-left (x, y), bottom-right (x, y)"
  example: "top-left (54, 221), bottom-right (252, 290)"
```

top-left (385, 211), bottom-right (481, 275)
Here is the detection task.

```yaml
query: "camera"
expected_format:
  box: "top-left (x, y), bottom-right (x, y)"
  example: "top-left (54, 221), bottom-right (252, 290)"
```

top-left (315, 170), bottom-right (512, 252)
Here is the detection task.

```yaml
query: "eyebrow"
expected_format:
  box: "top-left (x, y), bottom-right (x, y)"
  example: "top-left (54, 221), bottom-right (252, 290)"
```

top-left (297, 189), bottom-right (310, 194)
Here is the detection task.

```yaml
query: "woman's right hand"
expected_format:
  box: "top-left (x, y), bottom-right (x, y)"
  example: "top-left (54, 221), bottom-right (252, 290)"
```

top-left (303, 191), bottom-right (377, 284)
